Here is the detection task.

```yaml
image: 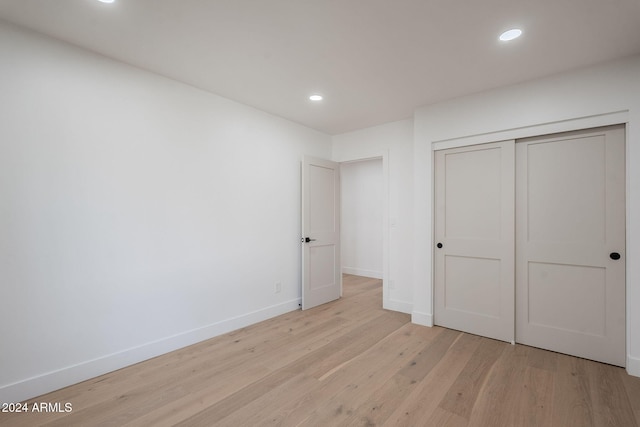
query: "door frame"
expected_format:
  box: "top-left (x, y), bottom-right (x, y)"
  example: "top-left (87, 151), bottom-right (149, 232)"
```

top-left (428, 111), bottom-right (631, 371)
top-left (334, 150), bottom-right (393, 311)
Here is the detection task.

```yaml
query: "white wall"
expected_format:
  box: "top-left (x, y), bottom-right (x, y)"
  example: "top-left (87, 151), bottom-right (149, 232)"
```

top-left (332, 120), bottom-right (414, 313)
top-left (0, 21), bottom-right (331, 402)
top-left (413, 55), bottom-right (640, 376)
top-left (341, 159), bottom-right (383, 279)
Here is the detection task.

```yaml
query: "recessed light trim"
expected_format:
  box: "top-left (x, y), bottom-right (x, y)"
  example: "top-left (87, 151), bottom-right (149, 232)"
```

top-left (499, 28), bottom-right (522, 41)
top-left (97, 0), bottom-right (115, 3)
top-left (309, 94), bottom-right (323, 101)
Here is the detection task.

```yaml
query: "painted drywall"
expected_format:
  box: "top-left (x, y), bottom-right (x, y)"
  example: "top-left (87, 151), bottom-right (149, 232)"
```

top-left (341, 159), bottom-right (383, 279)
top-left (332, 120), bottom-right (414, 313)
top-left (0, 21), bottom-right (331, 402)
top-left (413, 55), bottom-right (640, 376)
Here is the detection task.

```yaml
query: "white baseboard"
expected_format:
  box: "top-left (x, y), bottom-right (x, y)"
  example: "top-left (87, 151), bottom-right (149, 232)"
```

top-left (0, 299), bottom-right (301, 404)
top-left (627, 355), bottom-right (640, 378)
top-left (411, 310), bottom-right (434, 327)
top-left (342, 267), bottom-right (383, 279)
top-left (384, 299), bottom-right (412, 314)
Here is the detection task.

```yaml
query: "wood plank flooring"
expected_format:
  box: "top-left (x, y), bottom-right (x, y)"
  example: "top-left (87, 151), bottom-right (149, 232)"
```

top-left (2, 274), bottom-right (639, 426)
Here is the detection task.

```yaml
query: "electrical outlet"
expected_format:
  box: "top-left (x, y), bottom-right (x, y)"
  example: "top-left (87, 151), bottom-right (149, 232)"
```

top-left (275, 282), bottom-right (282, 293)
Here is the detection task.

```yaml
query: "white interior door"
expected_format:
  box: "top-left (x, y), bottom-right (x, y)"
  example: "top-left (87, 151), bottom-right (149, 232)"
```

top-left (434, 141), bottom-right (515, 343)
top-left (301, 156), bottom-right (341, 310)
top-left (516, 126), bottom-right (626, 366)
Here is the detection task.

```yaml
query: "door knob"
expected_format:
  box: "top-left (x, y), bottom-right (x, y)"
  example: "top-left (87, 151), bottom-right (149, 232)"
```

top-left (437, 243), bottom-right (443, 249)
top-left (610, 252), bottom-right (621, 260)
top-left (304, 237), bottom-right (316, 243)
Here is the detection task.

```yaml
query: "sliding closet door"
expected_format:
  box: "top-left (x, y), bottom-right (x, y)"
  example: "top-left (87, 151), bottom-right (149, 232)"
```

top-left (516, 126), bottom-right (626, 366)
top-left (434, 141), bottom-right (515, 343)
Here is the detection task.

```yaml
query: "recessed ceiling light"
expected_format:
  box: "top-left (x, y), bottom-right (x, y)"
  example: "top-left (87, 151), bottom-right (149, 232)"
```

top-left (97, 0), bottom-right (115, 3)
top-left (309, 95), bottom-right (323, 101)
top-left (499, 28), bottom-right (522, 41)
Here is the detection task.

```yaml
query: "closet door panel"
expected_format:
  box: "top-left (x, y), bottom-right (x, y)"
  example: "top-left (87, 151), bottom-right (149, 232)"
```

top-left (434, 141), bottom-right (515, 343)
top-left (516, 126), bottom-right (626, 367)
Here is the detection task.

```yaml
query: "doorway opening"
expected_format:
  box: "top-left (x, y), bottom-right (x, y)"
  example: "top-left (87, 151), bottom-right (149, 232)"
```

top-left (340, 158), bottom-right (384, 306)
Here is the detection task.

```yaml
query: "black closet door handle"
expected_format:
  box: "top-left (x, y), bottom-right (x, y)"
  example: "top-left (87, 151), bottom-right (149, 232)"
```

top-left (436, 243), bottom-right (443, 249)
top-left (610, 252), bottom-right (621, 260)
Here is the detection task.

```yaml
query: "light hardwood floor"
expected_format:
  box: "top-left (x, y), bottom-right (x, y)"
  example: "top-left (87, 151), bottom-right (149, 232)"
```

top-left (2, 274), bottom-right (639, 426)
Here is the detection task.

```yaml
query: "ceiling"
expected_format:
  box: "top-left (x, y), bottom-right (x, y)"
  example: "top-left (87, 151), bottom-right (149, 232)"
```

top-left (1, 0), bottom-right (639, 135)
